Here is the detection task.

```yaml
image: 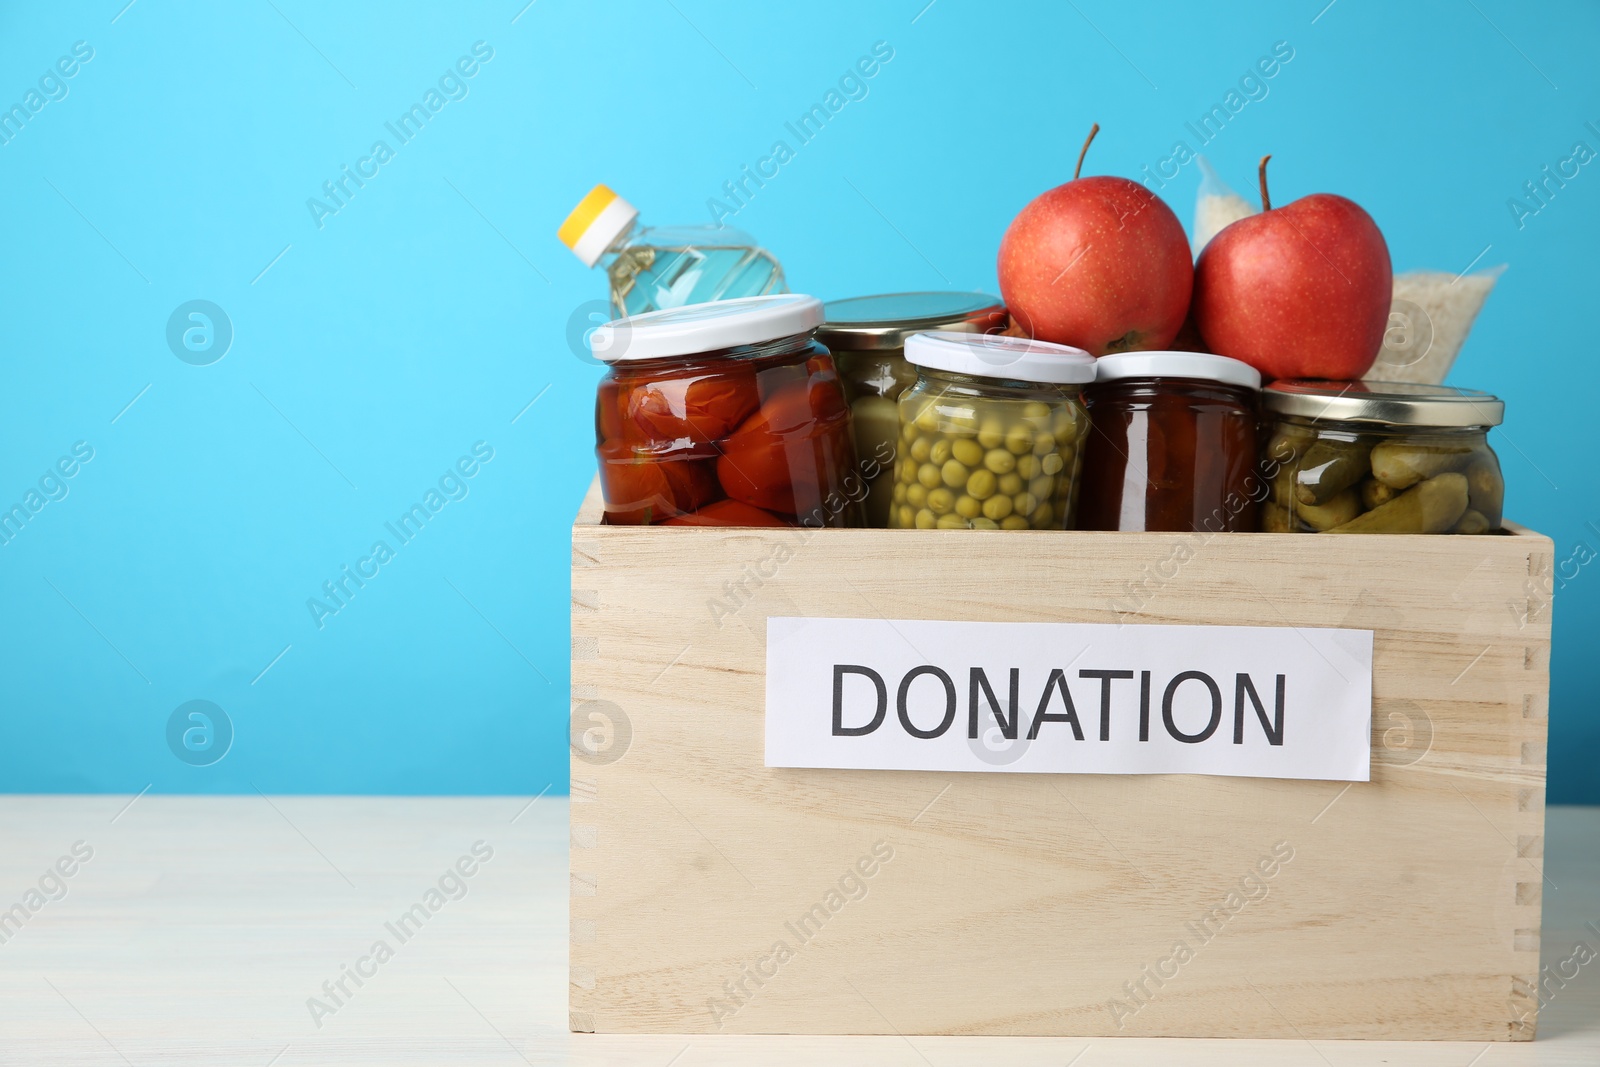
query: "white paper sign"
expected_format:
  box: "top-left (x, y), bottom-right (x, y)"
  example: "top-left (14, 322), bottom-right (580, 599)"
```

top-left (765, 617), bottom-right (1372, 782)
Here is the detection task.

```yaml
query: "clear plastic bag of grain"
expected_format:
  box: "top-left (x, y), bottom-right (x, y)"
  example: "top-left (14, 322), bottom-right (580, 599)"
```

top-left (1363, 267), bottom-right (1504, 385)
top-left (1190, 159), bottom-right (1501, 385)
top-left (1192, 156), bottom-right (1255, 256)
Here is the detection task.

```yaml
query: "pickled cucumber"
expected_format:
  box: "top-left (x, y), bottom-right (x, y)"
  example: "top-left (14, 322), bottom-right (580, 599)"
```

top-left (1359, 478), bottom-right (1397, 511)
top-left (891, 383), bottom-right (1084, 531)
top-left (1296, 489), bottom-right (1362, 532)
top-left (1466, 455), bottom-right (1504, 522)
top-left (1261, 501), bottom-right (1293, 533)
top-left (1451, 508), bottom-right (1491, 535)
top-left (851, 395), bottom-right (899, 453)
top-left (1326, 472), bottom-right (1469, 534)
top-left (1295, 440), bottom-right (1371, 505)
top-left (1370, 440), bottom-right (1472, 490)
top-left (1265, 423), bottom-right (1316, 465)
top-left (1270, 465), bottom-right (1297, 508)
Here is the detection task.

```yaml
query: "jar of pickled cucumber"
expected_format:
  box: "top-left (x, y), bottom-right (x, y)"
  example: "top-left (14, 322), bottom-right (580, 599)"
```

top-left (817, 293), bottom-right (1006, 527)
top-left (1259, 380), bottom-right (1506, 535)
top-left (891, 333), bottom-right (1094, 531)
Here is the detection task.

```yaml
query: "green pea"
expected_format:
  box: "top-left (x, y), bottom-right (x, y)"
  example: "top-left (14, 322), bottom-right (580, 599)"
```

top-left (984, 448), bottom-right (1016, 474)
top-left (896, 504), bottom-right (913, 528)
top-left (1004, 425), bottom-right (1033, 455)
top-left (914, 508), bottom-right (937, 530)
top-left (1000, 515), bottom-right (1030, 530)
top-left (977, 419), bottom-right (1006, 450)
top-left (1014, 492), bottom-right (1038, 516)
top-left (917, 463), bottom-right (943, 489)
top-left (906, 483), bottom-right (928, 508)
top-left (1041, 453), bottom-right (1064, 476)
top-left (929, 439), bottom-right (953, 465)
top-left (1029, 475), bottom-right (1055, 500)
top-left (1032, 431), bottom-right (1056, 456)
top-left (954, 494), bottom-right (981, 519)
top-left (1016, 454), bottom-right (1039, 479)
top-left (971, 517), bottom-right (1000, 531)
top-left (982, 494), bottom-right (1014, 520)
top-left (936, 513), bottom-right (968, 530)
top-left (997, 472), bottom-right (1024, 496)
top-left (951, 439), bottom-right (984, 467)
top-left (941, 459), bottom-right (969, 488)
top-left (967, 468), bottom-right (997, 500)
top-left (926, 487), bottom-right (955, 514)
top-left (909, 436), bottom-right (931, 462)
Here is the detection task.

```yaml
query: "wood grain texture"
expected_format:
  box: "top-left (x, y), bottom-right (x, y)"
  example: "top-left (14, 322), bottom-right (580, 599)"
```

top-left (571, 479), bottom-right (1554, 1039)
top-left (2, 797), bottom-right (1597, 1064)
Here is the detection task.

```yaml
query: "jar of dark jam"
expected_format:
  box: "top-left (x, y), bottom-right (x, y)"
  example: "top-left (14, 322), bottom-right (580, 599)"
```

top-left (1075, 351), bottom-right (1262, 533)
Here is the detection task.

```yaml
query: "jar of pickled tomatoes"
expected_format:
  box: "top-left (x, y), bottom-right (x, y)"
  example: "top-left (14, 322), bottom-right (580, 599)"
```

top-left (589, 294), bottom-right (864, 528)
top-left (891, 333), bottom-right (1094, 531)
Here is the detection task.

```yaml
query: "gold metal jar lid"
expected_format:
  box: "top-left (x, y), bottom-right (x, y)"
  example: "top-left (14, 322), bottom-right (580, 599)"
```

top-left (1263, 379), bottom-right (1505, 428)
top-left (816, 292), bottom-right (1005, 351)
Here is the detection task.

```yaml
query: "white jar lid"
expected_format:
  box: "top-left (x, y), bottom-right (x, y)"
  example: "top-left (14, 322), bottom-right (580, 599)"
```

top-left (1092, 351), bottom-right (1262, 390)
top-left (904, 332), bottom-right (1095, 385)
top-left (588, 294), bottom-right (825, 362)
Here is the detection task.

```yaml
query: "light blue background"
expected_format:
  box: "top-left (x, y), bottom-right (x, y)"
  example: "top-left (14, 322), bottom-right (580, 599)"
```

top-left (1, 1), bottom-right (1594, 801)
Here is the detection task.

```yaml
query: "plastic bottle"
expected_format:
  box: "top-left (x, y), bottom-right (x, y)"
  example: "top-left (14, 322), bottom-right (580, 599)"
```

top-left (558, 184), bottom-right (787, 318)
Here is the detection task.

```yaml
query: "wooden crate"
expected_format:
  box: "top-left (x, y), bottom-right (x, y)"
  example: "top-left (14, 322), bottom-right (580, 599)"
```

top-left (569, 480), bottom-right (1553, 1040)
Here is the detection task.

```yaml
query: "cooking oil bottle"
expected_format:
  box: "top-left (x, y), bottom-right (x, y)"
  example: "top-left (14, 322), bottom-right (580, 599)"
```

top-left (558, 184), bottom-right (787, 317)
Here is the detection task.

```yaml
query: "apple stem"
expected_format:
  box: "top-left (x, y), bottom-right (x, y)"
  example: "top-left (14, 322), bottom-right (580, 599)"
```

top-left (1074, 123), bottom-right (1100, 181)
top-left (1258, 154), bottom-right (1273, 211)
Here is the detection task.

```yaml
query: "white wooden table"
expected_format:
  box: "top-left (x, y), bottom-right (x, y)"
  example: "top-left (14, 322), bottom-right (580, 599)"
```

top-left (2, 796), bottom-right (1595, 1065)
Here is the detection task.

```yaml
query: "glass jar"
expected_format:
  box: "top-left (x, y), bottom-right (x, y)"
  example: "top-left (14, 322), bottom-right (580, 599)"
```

top-left (589, 295), bottom-right (863, 528)
top-left (891, 333), bottom-right (1094, 531)
top-left (817, 292), bottom-right (1006, 527)
top-left (1076, 352), bottom-right (1262, 532)
top-left (1259, 380), bottom-right (1506, 534)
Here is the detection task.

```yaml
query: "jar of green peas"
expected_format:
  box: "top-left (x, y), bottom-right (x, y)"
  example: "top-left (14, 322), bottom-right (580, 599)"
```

top-left (891, 333), bottom-right (1094, 531)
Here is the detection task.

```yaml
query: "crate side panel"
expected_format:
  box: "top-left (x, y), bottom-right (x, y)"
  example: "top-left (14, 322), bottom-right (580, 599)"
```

top-left (571, 524), bottom-right (1551, 1039)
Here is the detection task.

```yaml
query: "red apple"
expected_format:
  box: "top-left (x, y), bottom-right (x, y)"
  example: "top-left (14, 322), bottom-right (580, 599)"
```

top-left (1194, 156), bottom-right (1392, 380)
top-left (998, 124), bottom-right (1193, 356)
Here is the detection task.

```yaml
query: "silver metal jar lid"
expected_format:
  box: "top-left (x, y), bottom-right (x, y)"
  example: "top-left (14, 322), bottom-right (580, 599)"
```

top-left (1262, 379), bottom-right (1505, 427)
top-left (816, 292), bottom-right (1005, 351)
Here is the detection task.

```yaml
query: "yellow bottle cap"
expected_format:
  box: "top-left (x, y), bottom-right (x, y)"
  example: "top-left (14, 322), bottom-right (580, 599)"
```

top-left (558, 184), bottom-right (638, 267)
